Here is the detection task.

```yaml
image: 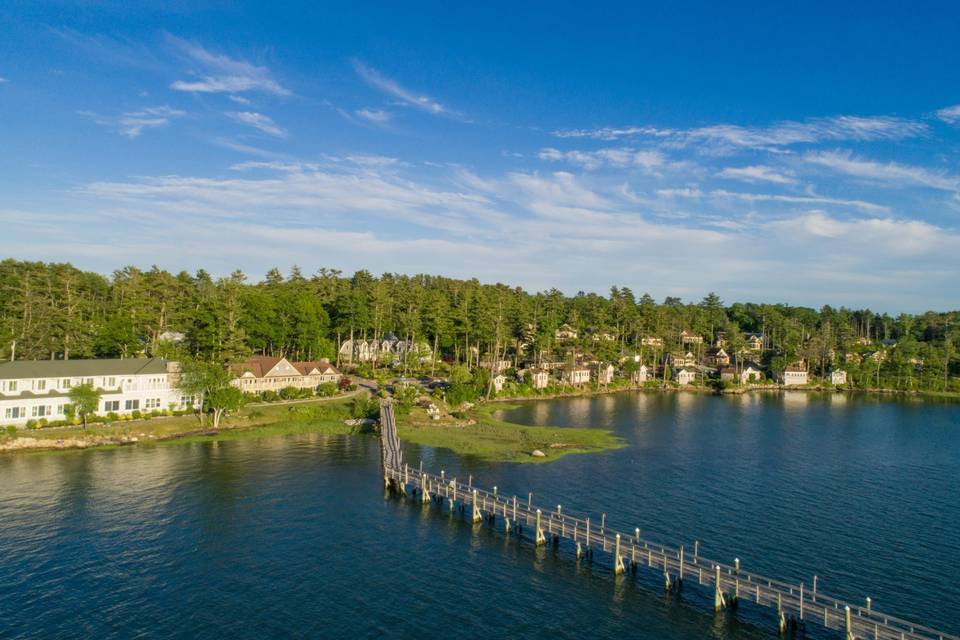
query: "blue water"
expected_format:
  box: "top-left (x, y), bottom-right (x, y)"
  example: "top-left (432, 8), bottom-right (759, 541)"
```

top-left (0, 392), bottom-right (957, 638)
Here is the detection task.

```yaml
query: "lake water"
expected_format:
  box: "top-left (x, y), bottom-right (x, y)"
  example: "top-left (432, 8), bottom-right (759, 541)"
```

top-left (1, 392), bottom-right (958, 639)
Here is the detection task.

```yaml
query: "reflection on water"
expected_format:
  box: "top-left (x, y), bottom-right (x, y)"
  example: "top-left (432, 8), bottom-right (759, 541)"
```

top-left (0, 393), bottom-right (958, 640)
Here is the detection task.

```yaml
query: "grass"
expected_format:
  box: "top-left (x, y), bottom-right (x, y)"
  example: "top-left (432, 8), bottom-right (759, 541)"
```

top-left (395, 401), bottom-right (623, 463)
top-left (2, 396), bottom-right (362, 452)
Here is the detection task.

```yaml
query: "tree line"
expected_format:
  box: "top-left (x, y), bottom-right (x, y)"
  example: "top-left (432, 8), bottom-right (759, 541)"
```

top-left (1, 259), bottom-right (957, 392)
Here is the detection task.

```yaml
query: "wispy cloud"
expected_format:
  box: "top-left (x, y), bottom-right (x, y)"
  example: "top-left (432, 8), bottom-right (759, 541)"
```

top-left (354, 108), bottom-right (392, 124)
top-left (718, 165), bottom-right (797, 185)
top-left (79, 105), bottom-right (186, 138)
top-left (554, 115), bottom-right (927, 150)
top-left (0, 77), bottom-right (8, 84)
top-left (168, 35), bottom-right (290, 96)
top-left (657, 186), bottom-right (889, 213)
top-left (226, 111), bottom-right (287, 138)
top-left (936, 104), bottom-right (960, 125)
top-left (538, 147), bottom-right (666, 171)
top-left (352, 59), bottom-right (449, 116)
top-left (804, 150), bottom-right (959, 191)
top-left (228, 95), bottom-right (252, 105)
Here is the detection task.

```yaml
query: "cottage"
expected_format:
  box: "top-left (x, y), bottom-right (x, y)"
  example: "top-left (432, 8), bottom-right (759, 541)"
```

top-left (829, 370), bottom-right (847, 385)
top-left (555, 324), bottom-right (579, 341)
top-left (673, 367), bottom-right (698, 386)
top-left (744, 333), bottom-right (765, 352)
top-left (479, 358), bottom-right (512, 373)
top-left (592, 362), bottom-right (615, 385)
top-left (719, 366), bottom-right (737, 383)
top-left (740, 364), bottom-right (763, 384)
top-left (680, 331), bottom-right (704, 346)
top-left (665, 352), bottom-right (696, 368)
top-left (631, 364), bottom-right (650, 384)
top-left (561, 366), bottom-right (591, 386)
top-left (527, 368), bottom-right (550, 390)
top-left (779, 364), bottom-right (809, 386)
top-left (641, 336), bottom-right (663, 348)
top-left (232, 356), bottom-right (307, 394)
top-left (492, 373), bottom-right (507, 393)
top-left (705, 347), bottom-right (730, 367)
top-left (0, 358), bottom-right (186, 425)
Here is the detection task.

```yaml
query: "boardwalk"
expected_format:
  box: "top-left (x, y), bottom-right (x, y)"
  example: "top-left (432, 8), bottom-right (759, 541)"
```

top-left (378, 401), bottom-right (956, 640)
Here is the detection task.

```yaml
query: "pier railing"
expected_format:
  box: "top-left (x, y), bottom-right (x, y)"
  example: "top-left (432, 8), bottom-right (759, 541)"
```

top-left (378, 401), bottom-right (957, 640)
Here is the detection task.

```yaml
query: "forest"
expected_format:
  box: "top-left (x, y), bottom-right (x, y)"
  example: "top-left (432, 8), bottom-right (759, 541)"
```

top-left (1, 259), bottom-right (957, 392)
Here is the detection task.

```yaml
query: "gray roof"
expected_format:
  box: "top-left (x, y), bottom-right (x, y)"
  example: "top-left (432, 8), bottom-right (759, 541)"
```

top-left (0, 358), bottom-right (170, 380)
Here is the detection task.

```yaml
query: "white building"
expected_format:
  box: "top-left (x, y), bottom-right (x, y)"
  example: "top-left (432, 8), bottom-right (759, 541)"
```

top-left (0, 358), bottom-right (185, 425)
top-left (562, 366), bottom-right (591, 386)
top-left (829, 370), bottom-right (847, 385)
top-left (492, 373), bottom-right (507, 393)
top-left (592, 362), bottom-right (615, 385)
top-left (780, 365), bottom-right (809, 386)
top-left (631, 365), bottom-right (650, 384)
top-left (526, 368), bottom-right (550, 390)
top-left (673, 367), bottom-right (698, 386)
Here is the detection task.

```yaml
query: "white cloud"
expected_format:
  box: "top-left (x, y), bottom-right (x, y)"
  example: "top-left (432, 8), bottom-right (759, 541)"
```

top-left (0, 77), bottom-right (8, 84)
top-left (80, 105), bottom-right (186, 138)
top-left (554, 115), bottom-right (927, 150)
top-left (352, 59), bottom-right (449, 115)
top-left (226, 111), bottom-right (287, 138)
top-left (935, 104), bottom-right (960, 124)
top-left (717, 165), bottom-right (797, 185)
top-left (354, 108), bottom-right (392, 124)
top-left (804, 150), bottom-right (959, 191)
top-left (538, 147), bottom-right (666, 171)
top-left (657, 186), bottom-right (889, 213)
top-left (168, 35), bottom-right (290, 96)
top-left (228, 95), bottom-right (252, 105)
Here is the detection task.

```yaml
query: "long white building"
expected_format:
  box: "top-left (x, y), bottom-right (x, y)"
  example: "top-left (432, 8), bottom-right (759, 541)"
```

top-left (0, 358), bottom-right (186, 425)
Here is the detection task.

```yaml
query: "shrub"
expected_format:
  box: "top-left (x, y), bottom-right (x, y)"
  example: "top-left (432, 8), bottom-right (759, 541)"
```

top-left (107, 411), bottom-right (120, 421)
top-left (317, 382), bottom-right (337, 397)
top-left (131, 410), bottom-right (142, 419)
top-left (150, 410), bottom-right (163, 417)
top-left (279, 386), bottom-right (300, 400)
top-left (261, 390), bottom-right (279, 402)
top-left (25, 419), bottom-right (38, 429)
top-left (5, 425), bottom-right (16, 437)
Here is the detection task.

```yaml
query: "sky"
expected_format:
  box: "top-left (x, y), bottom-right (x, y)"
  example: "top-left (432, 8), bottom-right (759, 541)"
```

top-left (1, 1), bottom-right (960, 312)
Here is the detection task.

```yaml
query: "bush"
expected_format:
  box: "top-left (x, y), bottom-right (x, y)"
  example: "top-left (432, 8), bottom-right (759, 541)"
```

top-left (107, 412), bottom-right (120, 421)
top-left (279, 386), bottom-right (300, 400)
top-left (317, 382), bottom-right (338, 397)
top-left (5, 425), bottom-right (16, 437)
top-left (151, 410), bottom-right (163, 417)
top-left (25, 419), bottom-right (38, 429)
top-left (261, 390), bottom-right (279, 402)
top-left (131, 410), bottom-right (142, 419)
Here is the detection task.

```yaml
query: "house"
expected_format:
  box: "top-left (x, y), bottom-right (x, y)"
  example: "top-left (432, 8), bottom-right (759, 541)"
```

top-left (641, 336), bottom-right (663, 348)
top-left (293, 360), bottom-right (342, 387)
top-left (780, 364), bottom-right (809, 386)
top-left (680, 331), bottom-right (704, 346)
top-left (744, 334), bottom-right (765, 352)
top-left (705, 347), bottom-right (730, 367)
top-left (714, 331), bottom-right (727, 348)
top-left (555, 324), bottom-right (579, 341)
top-left (0, 358), bottom-right (186, 425)
top-left (492, 373), bottom-right (507, 393)
top-left (527, 368), bottom-right (550, 390)
top-left (232, 356), bottom-right (308, 394)
top-left (665, 352), bottom-right (697, 368)
top-left (592, 362), bottom-right (615, 385)
top-left (740, 364), bottom-right (763, 384)
top-left (561, 366), bottom-right (591, 386)
top-left (673, 367), bottom-right (698, 385)
top-left (720, 364), bottom-right (763, 384)
top-left (479, 358), bottom-right (512, 373)
top-left (338, 338), bottom-right (378, 363)
top-left (829, 370), bottom-right (847, 385)
top-left (631, 365), bottom-right (650, 384)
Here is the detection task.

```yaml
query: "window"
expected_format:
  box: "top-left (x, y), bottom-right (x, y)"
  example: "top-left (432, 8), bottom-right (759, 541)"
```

top-left (5, 407), bottom-right (25, 419)
top-left (61, 379), bottom-right (71, 389)
top-left (144, 398), bottom-right (161, 409)
top-left (124, 399), bottom-right (140, 411)
top-left (57, 404), bottom-right (67, 415)
top-left (103, 400), bottom-right (120, 412)
top-left (34, 379), bottom-right (46, 391)
top-left (8, 381), bottom-right (17, 392)
top-left (85, 378), bottom-right (94, 386)
top-left (107, 377), bottom-right (116, 387)
top-left (31, 405), bottom-right (50, 417)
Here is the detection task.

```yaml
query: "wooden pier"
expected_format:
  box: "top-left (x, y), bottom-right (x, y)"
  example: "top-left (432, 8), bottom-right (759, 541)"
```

top-left (378, 400), bottom-right (957, 640)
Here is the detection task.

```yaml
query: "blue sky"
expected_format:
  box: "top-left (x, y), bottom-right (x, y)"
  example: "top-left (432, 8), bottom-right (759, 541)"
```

top-left (2, 2), bottom-right (960, 312)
